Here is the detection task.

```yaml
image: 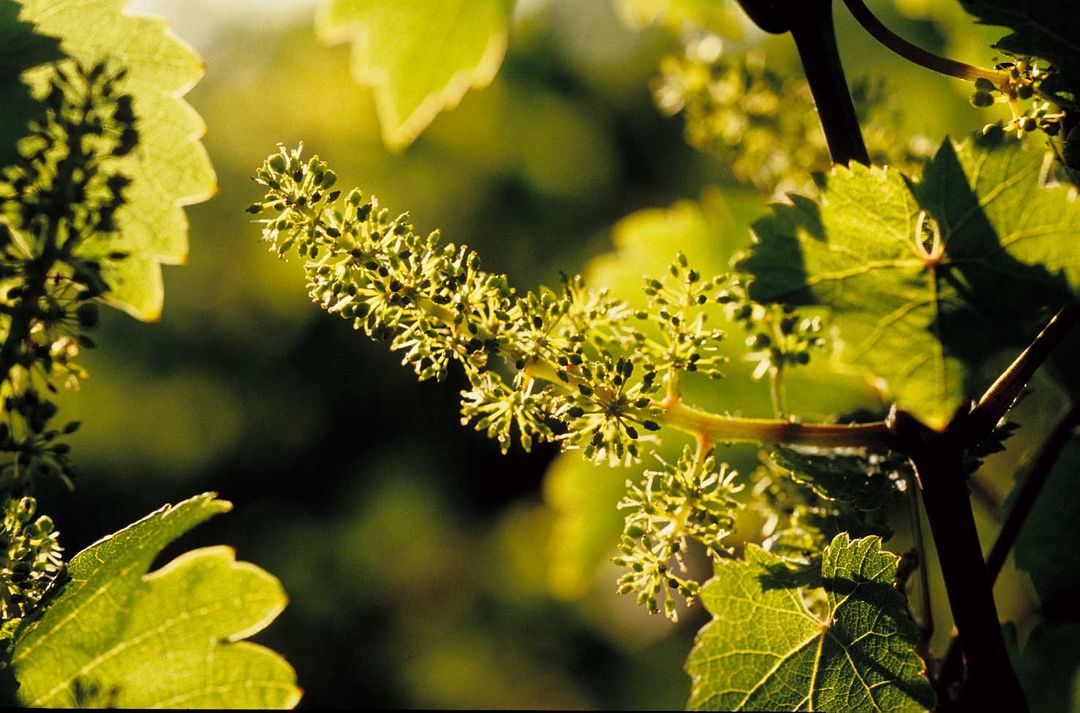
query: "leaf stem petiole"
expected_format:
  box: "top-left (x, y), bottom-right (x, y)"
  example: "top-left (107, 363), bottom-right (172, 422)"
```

top-left (839, 0), bottom-right (999, 83)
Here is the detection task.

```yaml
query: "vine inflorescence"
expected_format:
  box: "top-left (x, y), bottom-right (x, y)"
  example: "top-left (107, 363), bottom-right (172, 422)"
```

top-left (250, 145), bottom-right (895, 619)
top-left (652, 32), bottom-right (931, 195)
top-left (969, 58), bottom-right (1066, 139)
top-left (0, 59), bottom-right (138, 654)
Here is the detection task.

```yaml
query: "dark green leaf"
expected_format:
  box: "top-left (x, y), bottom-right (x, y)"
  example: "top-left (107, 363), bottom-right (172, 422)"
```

top-left (772, 447), bottom-right (908, 511)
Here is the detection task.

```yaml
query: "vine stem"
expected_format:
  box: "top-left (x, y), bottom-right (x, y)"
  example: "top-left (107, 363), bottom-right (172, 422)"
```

top-left (788, 0), bottom-right (870, 166)
top-left (839, 0), bottom-right (999, 83)
top-left (890, 410), bottom-right (1028, 711)
top-left (940, 398), bottom-right (1080, 686)
top-left (525, 360), bottom-right (893, 449)
top-left (906, 476), bottom-right (933, 659)
top-left (735, 0), bottom-right (869, 166)
top-left (661, 401), bottom-right (891, 448)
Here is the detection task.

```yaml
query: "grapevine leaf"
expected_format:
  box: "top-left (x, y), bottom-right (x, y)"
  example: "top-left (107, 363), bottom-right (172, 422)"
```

top-left (958, 0), bottom-right (1080, 108)
top-left (0, 0), bottom-right (62, 164)
top-left (316, 0), bottom-right (514, 151)
top-left (741, 137), bottom-right (1080, 429)
top-left (11, 494), bottom-right (299, 709)
top-left (772, 447), bottom-right (908, 511)
top-left (16, 0), bottom-right (216, 321)
top-left (1015, 437), bottom-right (1080, 607)
top-left (686, 534), bottom-right (934, 711)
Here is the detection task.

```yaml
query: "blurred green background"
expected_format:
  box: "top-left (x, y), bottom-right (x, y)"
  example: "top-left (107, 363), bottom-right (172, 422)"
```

top-left (35, 0), bottom-right (1043, 708)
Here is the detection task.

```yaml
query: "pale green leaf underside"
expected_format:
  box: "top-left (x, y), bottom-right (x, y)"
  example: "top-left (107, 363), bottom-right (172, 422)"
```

top-left (686, 534), bottom-right (933, 711)
top-left (317, 0), bottom-right (514, 151)
top-left (742, 138), bottom-right (1080, 429)
top-left (16, 0), bottom-right (215, 321)
top-left (12, 494), bottom-right (299, 709)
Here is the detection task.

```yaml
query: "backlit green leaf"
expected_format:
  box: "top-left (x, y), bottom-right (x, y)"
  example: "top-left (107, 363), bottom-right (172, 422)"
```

top-left (11, 494), bottom-right (299, 709)
top-left (686, 533), bottom-right (934, 711)
top-left (317, 0), bottom-right (514, 151)
top-left (741, 137), bottom-right (1080, 429)
top-left (16, 0), bottom-right (216, 321)
top-left (0, 0), bottom-right (62, 165)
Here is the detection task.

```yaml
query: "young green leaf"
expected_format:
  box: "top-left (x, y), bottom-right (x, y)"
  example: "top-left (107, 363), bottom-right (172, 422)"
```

top-left (317, 0), bottom-right (514, 151)
top-left (686, 534), bottom-right (934, 711)
top-left (11, 494), bottom-right (299, 709)
top-left (741, 137), bottom-right (1080, 429)
top-left (15, 0), bottom-right (215, 321)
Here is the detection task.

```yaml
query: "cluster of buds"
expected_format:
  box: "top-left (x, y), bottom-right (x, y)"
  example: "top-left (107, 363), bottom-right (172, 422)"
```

top-left (717, 277), bottom-right (825, 415)
top-left (615, 445), bottom-right (742, 620)
top-left (0, 496), bottom-right (63, 649)
top-left (0, 390), bottom-right (80, 492)
top-left (0, 60), bottom-right (137, 391)
top-left (635, 252), bottom-right (728, 384)
top-left (653, 34), bottom-right (930, 195)
top-left (252, 147), bottom-right (881, 621)
top-left (250, 145), bottom-right (736, 468)
top-left (971, 59), bottom-right (1065, 139)
top-left (652, 35), bottom-right (827, 194)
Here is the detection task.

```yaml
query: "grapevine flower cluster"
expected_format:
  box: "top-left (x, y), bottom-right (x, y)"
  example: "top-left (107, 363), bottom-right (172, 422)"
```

top-left (250, 145), bottom-right (850, 618)
top-left (250, 145), bottom-right (732, 466)
top-left (615, 445), bottom-right (741, 620)
top-left (970, 58), bottom-right (1065, 139)
top-left (715, 278), bottom-right (826, 416)
top-left (0, 59), bottom-right (138, 654)
top-left (0, 496), bottom-right (62, 652)
top-left (652, 33), bottom-right (931, 194)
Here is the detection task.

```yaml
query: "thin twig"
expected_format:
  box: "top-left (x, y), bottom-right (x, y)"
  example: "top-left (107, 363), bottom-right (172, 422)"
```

top-left (964, 304), bottom-right (1080, 446)
top-left (662, 401), bottom-right (893, 448)
top-left (986, 399), bottom-right (1080, 582)
top-left (840, 0), bottom-right (998, 83)
top-left (907, 473), bottom-right (934, 662)
top-left (940, 399), bottom-right (1080, 689)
